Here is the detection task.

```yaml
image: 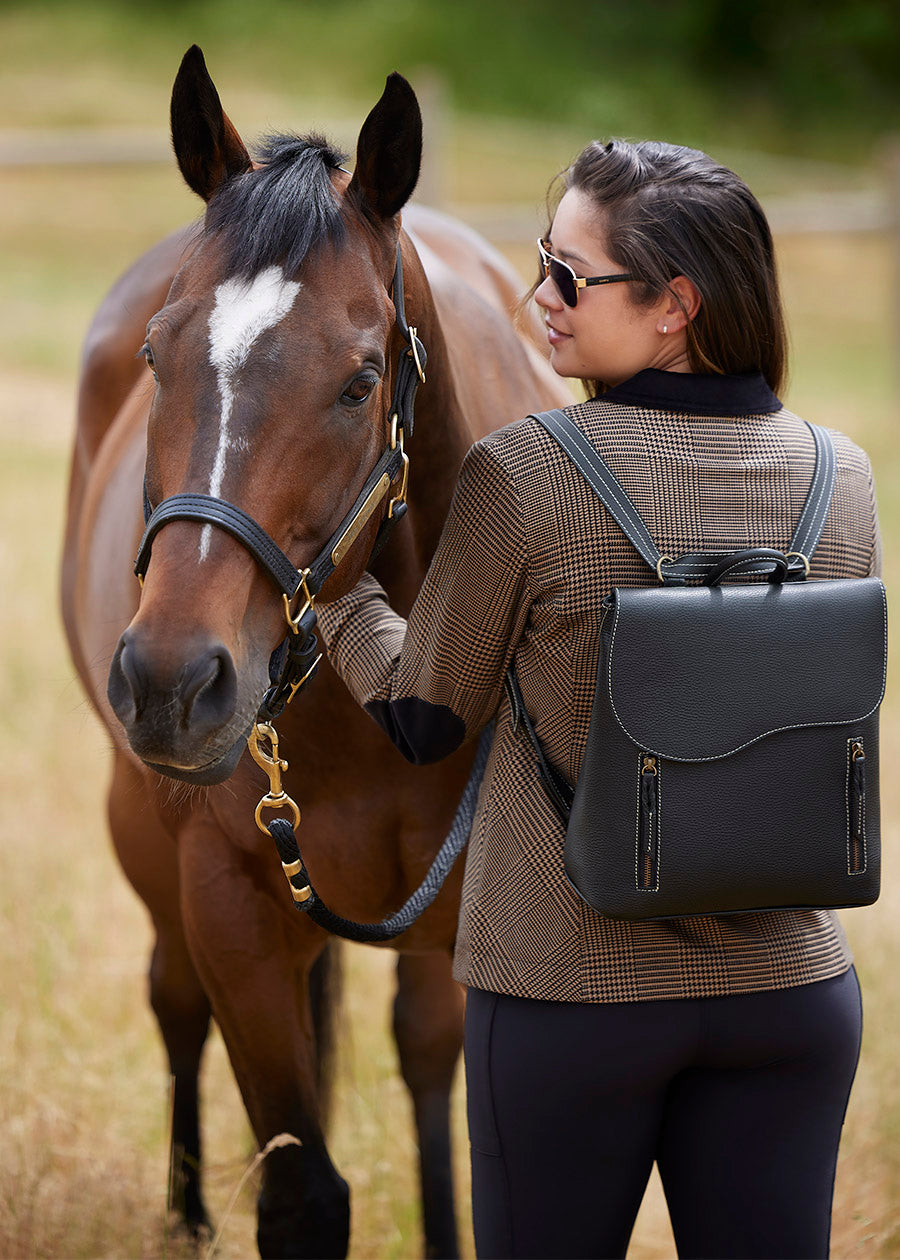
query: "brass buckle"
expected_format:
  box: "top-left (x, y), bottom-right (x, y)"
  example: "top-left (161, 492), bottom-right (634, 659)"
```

top-left (282, 568), bottom-right (316, 635)
top-left (408, 327), bottom-right (426, 384)
top-left (655, 555), bottom-right (674, 583)
top-left (388, 416), bottom-right (410, 519)
top-left (286, 653), bottom-right (322, 705)
top-left (785, 551), bottom-right (810, 578)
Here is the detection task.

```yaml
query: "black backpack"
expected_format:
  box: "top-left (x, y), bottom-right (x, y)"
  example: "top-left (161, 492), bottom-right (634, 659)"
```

top-left (506, 408), bottom-right (885, 920)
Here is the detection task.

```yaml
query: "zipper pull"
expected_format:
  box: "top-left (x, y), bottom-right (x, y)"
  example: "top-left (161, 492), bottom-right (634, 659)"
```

top-left (641, 756), bottom-right (657, 852)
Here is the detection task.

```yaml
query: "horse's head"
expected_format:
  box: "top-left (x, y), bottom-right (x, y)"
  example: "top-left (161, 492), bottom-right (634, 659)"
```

top-left (107, 46), bottom-right (423, 783)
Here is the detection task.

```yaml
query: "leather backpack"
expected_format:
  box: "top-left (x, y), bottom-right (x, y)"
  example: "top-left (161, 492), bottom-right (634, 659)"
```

top-left (507, 409), bottom-right (886, 920)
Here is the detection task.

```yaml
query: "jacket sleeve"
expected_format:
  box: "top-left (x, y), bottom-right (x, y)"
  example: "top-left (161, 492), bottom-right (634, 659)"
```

top-left (865, 455), bottom-right (883, 578)
top-left (314, 435), bottom-right (531, 764)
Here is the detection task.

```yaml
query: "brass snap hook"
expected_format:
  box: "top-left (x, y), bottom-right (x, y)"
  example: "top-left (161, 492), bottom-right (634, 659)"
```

top-left (248, 722), bottom-right (302, 833)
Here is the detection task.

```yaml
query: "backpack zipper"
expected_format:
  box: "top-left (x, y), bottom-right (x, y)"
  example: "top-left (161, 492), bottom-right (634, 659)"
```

top-left (849, 740), bottom-right (866, 874)
top-left (639, 755), bottom-right (659, 889)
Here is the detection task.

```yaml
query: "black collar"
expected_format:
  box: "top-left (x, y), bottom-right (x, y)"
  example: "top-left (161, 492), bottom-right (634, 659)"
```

top-left (601, 369), bottom-right (781, 416)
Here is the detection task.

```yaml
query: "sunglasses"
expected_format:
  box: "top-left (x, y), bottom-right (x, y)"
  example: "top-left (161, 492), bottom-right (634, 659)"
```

top-left (537, 238), bottom-right (634, 308)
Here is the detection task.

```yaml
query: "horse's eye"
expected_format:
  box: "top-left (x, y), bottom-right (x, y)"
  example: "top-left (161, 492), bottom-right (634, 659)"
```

top-left (340, 373), bottom-right (378, 407)
top-left (140, 342), bottom-right (159, 382)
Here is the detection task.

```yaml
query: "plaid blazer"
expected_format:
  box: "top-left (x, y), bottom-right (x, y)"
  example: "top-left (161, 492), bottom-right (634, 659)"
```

top-left (316, 369), bottom-right (881, 1002)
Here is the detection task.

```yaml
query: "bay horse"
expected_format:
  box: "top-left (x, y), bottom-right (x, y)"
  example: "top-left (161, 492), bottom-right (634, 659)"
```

top-left (61, 46), bottom-right (570, 1259)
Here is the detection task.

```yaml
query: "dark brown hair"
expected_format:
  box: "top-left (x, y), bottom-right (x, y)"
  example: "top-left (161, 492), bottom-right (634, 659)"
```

top-left (554, 139), bottom-right (788, 396)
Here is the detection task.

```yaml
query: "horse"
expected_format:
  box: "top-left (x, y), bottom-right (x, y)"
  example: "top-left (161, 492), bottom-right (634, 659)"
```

top-left (61, 45), bottom-right (571, 1259)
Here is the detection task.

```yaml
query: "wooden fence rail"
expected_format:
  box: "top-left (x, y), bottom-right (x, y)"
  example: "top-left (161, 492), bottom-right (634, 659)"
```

top-left (5, 125), bottom-right (899, 376)
top-left (2, 126), bottom-right (895, 236)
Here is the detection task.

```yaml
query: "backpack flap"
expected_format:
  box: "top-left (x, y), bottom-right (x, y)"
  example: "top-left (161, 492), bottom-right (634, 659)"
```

top-left (605, 577), bottom-right (887, 762)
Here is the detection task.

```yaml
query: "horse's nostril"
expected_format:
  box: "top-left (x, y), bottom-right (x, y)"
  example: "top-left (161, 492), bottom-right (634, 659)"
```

top-left (107, 634), bottom-right (239, 742)
top-left (180, 646), bottom-right (237, 732)
top-left (181, 652), bottom-right (221, 711)
top-left (107, 634), bottom-right (142, 725)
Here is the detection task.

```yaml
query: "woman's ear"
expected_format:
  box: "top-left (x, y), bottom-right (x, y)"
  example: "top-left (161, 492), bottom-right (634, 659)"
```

top-left (658, 276), bottom-right (702, 333)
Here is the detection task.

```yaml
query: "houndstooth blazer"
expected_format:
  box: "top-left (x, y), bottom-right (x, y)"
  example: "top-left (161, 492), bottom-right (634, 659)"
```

top-left (316, 369), bottom-right (881, 1002)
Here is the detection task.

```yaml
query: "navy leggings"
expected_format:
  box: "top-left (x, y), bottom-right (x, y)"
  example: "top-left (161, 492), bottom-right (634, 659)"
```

top-left (465, 968), bottom-right (862, 1260)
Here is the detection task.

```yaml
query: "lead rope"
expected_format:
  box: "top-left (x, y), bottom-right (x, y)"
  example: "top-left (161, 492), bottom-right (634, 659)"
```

top-left (249, 722), bottom-right (490, 942)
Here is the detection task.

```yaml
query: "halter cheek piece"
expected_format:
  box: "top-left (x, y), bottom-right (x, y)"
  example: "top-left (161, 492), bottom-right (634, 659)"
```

top-left (133, 242), bottom-right (426, 724)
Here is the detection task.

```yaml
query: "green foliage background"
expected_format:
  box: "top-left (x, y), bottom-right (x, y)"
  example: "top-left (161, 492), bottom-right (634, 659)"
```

top-left (1, 0), bottom-right (898, 156)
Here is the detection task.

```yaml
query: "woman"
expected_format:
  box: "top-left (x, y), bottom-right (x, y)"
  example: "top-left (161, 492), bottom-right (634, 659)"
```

top-left (315, 140), bottom-right (879, 1259)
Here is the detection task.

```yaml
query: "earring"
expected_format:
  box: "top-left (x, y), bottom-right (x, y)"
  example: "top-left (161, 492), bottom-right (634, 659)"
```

top-left (662, 325), bottom-right (668, 334)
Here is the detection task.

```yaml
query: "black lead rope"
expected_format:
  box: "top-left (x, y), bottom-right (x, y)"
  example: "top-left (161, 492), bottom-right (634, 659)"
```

top-left (267, 725), bottom-right (491, 942)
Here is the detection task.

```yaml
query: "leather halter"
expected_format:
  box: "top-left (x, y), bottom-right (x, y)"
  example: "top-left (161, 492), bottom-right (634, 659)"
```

top-left (134, 241), bottom-right (426, 720)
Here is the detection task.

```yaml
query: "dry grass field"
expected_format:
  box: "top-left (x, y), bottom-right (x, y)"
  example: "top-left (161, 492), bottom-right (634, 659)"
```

top-left (1, 121), bottom-right (899, 1258)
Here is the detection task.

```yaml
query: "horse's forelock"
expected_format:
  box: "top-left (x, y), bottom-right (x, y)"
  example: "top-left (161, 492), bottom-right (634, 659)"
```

top-left (204, 133), bottom-right (349, 279)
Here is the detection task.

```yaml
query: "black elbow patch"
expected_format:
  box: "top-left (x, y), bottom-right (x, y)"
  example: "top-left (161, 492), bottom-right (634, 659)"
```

top-left (364, 696), bottom-right (466, 764)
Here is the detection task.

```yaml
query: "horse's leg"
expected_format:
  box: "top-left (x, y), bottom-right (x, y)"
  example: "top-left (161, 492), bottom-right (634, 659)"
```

top-left (177, 813), bottom-right (350, 1260)
top-left (107, 754), bottom-right (212, 1232)
top-left (308, 937), bottom-right (342, 1118)
top-left (393, 952), bottom-right (465, 1260)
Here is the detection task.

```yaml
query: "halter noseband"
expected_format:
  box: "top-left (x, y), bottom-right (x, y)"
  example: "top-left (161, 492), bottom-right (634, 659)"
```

top-left (133, 242), bottom-right (426, 722)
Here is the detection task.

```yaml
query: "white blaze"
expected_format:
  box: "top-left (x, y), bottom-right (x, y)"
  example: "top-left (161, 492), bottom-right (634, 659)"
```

top-left (202, 266), bottom-right (301, 559)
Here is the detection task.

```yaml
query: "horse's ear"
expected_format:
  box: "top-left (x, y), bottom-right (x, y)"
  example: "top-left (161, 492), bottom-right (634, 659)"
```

top-left (347, 73), bottom-right (422, 221)
top-left (170, 45), bottom-right (252, 202)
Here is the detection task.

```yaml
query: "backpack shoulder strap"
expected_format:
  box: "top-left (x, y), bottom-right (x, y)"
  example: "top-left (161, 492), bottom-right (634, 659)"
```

top-left (531, 407), bottom-right (662, 572)
top-left (790, 420), bottom-right (837, 560)
top-left (529, 409), bottom-right (836, 580)
top-left (508, 409), bottom-right (837, 823)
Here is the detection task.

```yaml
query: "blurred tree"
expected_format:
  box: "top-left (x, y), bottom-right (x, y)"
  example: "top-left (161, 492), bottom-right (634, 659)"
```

top-left (0, 0), bottom-right (897, 155)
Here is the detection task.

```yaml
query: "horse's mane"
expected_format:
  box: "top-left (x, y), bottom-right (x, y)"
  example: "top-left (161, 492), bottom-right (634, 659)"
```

top-left (204, 133), bottom-right (348, 277)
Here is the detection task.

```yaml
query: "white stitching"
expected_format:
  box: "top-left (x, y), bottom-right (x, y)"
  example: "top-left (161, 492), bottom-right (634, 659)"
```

top-left (798, 432), bottom-right (829, 552)
top-left (794, 423), bottom-right (836, 556)
top-left (846, 736), bottom-right (867, 876)
top-left (801, 428), bottom-right (826, 546)
top-left (633, 753), bottom-right (642, 890)
top-left (845, 737), bottom-right (852, 874)
top-left (802, 426), bottom-right (832, 550)
top-left (605, 583), bottom-right (887, 761)
top-left (791, 422), bottom-right (828, 553)
top-left (653, 759), bottom-right (662, 893)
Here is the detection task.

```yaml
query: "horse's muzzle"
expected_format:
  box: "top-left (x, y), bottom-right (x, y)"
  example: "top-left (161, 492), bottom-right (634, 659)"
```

top-left (107, 627), bottom-right (249, 781)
